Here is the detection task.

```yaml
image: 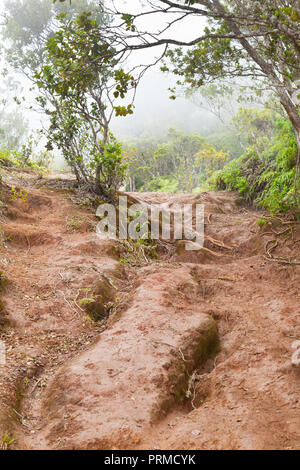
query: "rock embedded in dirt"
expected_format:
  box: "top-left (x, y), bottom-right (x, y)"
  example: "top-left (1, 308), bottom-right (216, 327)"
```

top-left (291, 349), bottom-right (300, 367)
top-left (291, 341), bottom-right (300, 367)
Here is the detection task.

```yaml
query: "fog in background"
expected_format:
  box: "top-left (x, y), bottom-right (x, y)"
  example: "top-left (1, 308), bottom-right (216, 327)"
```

top-left (109, 0), bottom-right (222, 140)
top-left (0, 0), bottom-right (225, 142)
top-left (110, 70), bottom-right (225, 140)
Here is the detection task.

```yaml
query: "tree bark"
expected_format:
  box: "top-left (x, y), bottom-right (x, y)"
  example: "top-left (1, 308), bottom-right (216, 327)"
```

top-left (211, 0), bottom-right (300, 196)
top-left (95, 127), bottom-right (109, 197)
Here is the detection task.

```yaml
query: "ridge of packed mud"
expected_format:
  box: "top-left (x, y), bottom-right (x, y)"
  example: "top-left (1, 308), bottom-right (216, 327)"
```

top-left (0, 172), bottom-right (299, 450)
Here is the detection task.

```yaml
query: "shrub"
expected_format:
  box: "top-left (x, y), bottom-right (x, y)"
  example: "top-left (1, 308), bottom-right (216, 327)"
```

top-left (210, 119), bottom-right (299, 216)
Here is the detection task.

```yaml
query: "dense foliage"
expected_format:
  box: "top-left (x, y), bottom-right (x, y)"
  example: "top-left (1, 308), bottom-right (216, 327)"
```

top-left (0, 145), bottom-right (52, 173)
top-left (123, 128), bottom-right (230, 193)
top-left (211, 116), bottom-right (299, 215)
top-left (34, 11), bottom-right (133, 198)
top-left (1, 0), bottom-right (133, 199)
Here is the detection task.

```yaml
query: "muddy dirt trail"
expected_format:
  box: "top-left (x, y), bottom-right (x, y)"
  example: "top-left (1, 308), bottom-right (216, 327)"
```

top-left (0, 169), bottom-right (299, 450)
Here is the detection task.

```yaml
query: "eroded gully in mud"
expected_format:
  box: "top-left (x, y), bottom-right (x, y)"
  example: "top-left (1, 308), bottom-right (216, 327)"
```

top-left (0, 171), bottom-right (299, 450)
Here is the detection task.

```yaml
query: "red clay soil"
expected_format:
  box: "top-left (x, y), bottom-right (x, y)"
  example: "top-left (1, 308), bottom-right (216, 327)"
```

top-left (0, 170), bottom-right (299, 450)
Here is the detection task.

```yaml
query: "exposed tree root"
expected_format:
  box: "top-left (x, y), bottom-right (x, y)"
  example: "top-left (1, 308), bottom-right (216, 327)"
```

top-left (206, 235), bottom-right (233, 251)
top-left (264, 238), bottom-right (300, 265)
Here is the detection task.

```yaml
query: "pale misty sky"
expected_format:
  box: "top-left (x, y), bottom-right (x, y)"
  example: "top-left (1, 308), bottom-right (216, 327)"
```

top-left (107, 0), bottom-right (210, 138)
top-left (0, 0), bottom-right (214, 141)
